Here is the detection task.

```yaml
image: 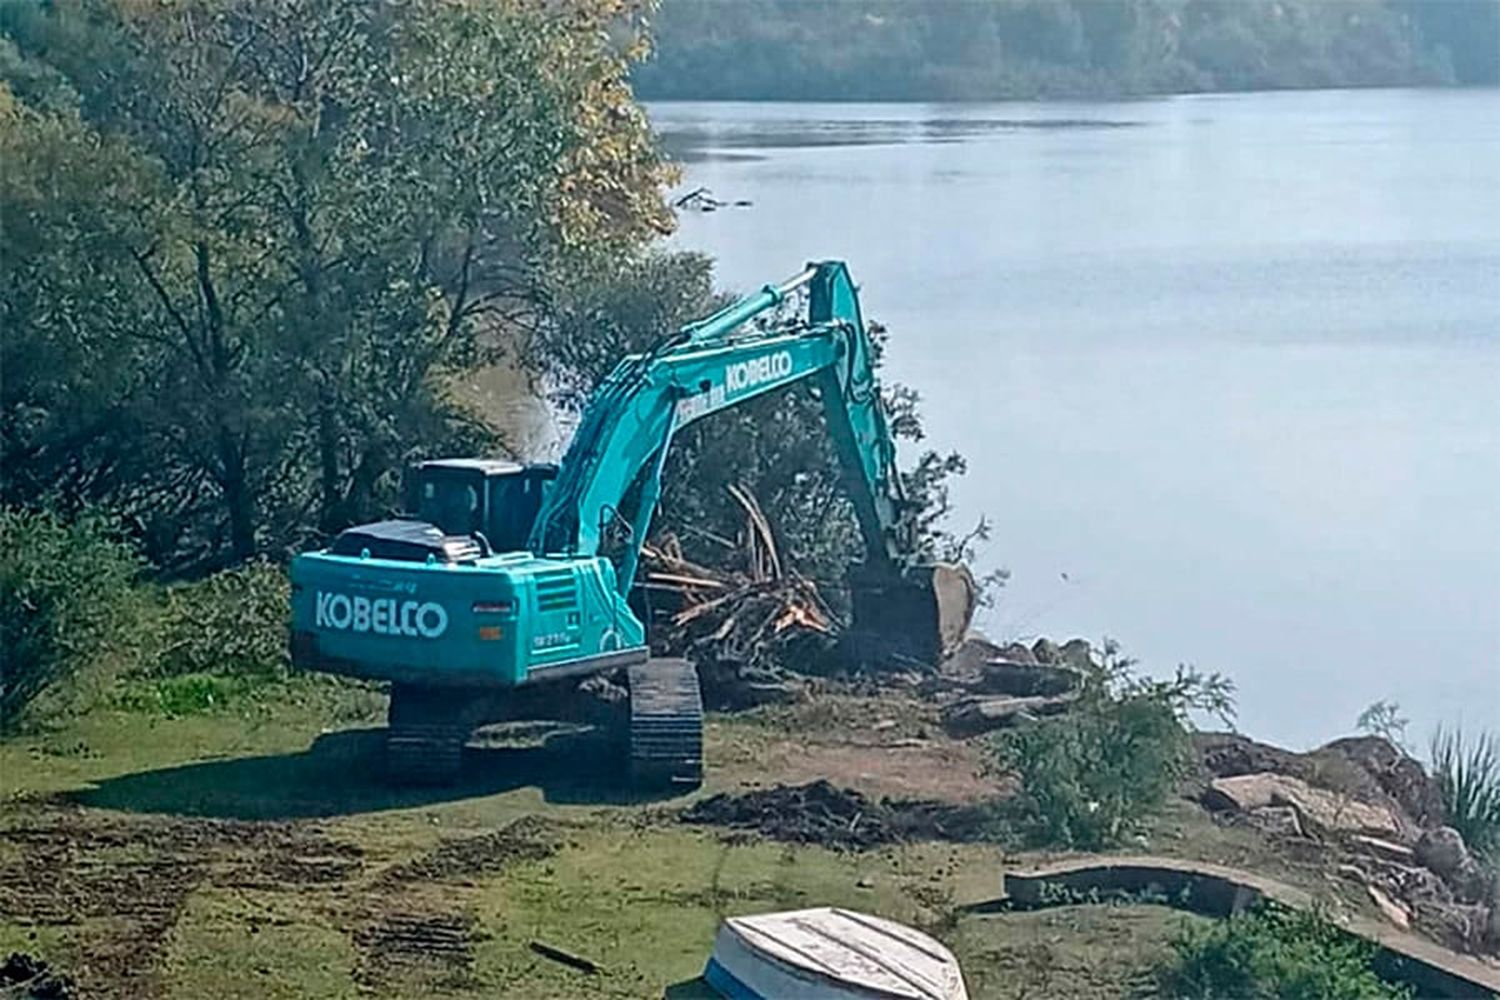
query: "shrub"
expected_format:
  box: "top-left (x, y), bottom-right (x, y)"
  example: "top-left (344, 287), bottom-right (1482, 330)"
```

top-left (1156, 904), bottom-right (1411, 1000)
top-left (994, 640), bottom-right (1234, 849)
top-left (0, 506), bottom-right (143, 729)
top-left (1430, 724), bottom-right (1500, 860)
top-left (153, 560), bottom-right (290, 678)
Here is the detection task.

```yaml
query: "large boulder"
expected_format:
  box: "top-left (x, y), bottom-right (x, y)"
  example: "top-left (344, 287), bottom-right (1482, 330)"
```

top-left (1415, 826), bottom-right (1469, 878)
top-left (938, 635), bottom-right (1007, 677)
top-left (1058, 639), bottom-right (1094, 670)
top-left (1194, 732), bottom-right (1420, 839)
top-left (976, 661), bottom-right (1082, 698)
top-left (941, 693), bottom-right (1075, 737)
top-left (1320, 735), bottom-right (1447, 828)
top-left (1202, 772), bottom-right (1403, 840)
top-left (996, 642), bottom-right (1037, 665)
top-left (1030, 638), bottom-right (1061, 664)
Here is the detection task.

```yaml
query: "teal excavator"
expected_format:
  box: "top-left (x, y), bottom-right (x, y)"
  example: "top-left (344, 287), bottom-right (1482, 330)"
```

top-left (289, 261), bottom-right (975, 787)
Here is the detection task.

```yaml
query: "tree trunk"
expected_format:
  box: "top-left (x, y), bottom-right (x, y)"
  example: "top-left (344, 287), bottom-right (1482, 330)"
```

top-left (217, 429), bottom-right (255, 561)
top-left (317, 386), bottom-right (344, 536)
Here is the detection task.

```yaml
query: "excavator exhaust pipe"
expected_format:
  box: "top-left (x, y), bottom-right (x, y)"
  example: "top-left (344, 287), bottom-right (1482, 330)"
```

top-left (846, 562), bottom-right (978, 667)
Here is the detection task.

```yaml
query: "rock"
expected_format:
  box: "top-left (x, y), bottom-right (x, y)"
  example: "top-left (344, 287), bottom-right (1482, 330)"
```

top-left (1348, 834), bottom-right (1415, 864)
top-left (1202, 773), bottom-right (1402, 840)
top-left (977, 661), bottom-right (1082, 698)
top-left (1321, 735), bottom-right (1447, 828)
top-left (996, 643), bottom-right (1038, 665)
top-left (856, 877), bottom-right (874, 889)
top-left (1367, 883), bottom-right (1412, 930)
top-left (1058, 639), bottom-right (1094, 670)
top-left (1413, 900), bottom-right (1493, 954)
top-left (1415, 826), bottom-right (1470, 878)
top-left (1448, 856), bottom-right (1498, 906)
top-left (1489, 885), bottom-right (1500, 947)
top-left (1031, 638), bottom-right (1061, 664)
top-left (938, 636), bottom-right (1005, 677)
top-left (941, 693), bottom-right (1076, 737)
top-left (1245, 805), bottom-right (1304, 838)
top-left (1194, 733), bottom-right (1416, 840)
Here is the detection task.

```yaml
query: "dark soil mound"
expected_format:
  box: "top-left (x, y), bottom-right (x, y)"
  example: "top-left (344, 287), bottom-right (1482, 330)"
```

top-left (1, 952), bottom-right (77, 1000)
top-left (681, 779), bottom-right (994, 850)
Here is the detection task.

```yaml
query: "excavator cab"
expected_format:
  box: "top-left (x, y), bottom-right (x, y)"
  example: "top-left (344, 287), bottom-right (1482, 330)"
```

top-left (402, 459), bottom-right (557, 553)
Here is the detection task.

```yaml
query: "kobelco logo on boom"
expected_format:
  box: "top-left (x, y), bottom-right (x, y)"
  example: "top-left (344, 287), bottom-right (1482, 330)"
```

top-left (315, 591), bottom-right (448, 639)
top-left (725, 351), bottom-right (793, 393)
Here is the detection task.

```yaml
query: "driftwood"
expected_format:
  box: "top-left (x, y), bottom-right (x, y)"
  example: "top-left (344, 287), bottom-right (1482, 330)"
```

top-left (529, 941), bottom-right (600, 975)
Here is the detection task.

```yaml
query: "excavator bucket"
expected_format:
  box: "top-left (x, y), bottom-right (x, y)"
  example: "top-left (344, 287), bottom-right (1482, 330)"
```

top-left (847, 562), bottom-right (978, 667)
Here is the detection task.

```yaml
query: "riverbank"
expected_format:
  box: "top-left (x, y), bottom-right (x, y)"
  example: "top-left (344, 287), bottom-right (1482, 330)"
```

top-left (3, 645), bottom-right (1495, 999)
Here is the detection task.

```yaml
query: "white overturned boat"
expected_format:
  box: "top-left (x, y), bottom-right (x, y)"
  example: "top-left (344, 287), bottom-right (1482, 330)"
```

top-left (703, 907), bottom-right (968, 1000)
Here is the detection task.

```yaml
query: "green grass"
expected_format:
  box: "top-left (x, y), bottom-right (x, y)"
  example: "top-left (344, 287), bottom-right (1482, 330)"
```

top-left (1155, 904), bottom-right (1412, 1000)
top-left (0, 676), bottom-right (1446, 1000)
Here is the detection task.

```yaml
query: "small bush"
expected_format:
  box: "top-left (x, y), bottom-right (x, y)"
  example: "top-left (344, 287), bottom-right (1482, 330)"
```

top-left (0, 507), bottom-right (144, 729)
top-left (1430, 724), bottom-right (1500, 860)
top-left (994, 640), bottom-right (1234, 849)
top-left (111, 672), bottom-right (267, 717)
top-left (1156, 904), bottom-right (1411, 1000)
top-left (153, 560), bottom-right (290, 678)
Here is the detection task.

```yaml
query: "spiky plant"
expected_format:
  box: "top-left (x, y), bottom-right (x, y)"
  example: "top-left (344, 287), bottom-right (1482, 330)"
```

top-left (1429, 724), bottom-right (1500, 860)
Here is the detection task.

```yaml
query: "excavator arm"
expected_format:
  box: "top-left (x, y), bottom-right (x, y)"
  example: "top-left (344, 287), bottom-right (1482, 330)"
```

top-left (529, 260), bottom-right (974, 661)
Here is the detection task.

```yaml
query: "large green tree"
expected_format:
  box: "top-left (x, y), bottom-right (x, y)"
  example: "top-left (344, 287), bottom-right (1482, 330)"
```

top-left (2, 0), bottom-right (675, 568)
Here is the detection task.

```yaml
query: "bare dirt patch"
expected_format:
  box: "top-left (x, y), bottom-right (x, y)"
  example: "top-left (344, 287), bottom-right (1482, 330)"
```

top-left (351, 815), bottom-right (559, 991)
top-left (749, 740), bottom-right (1001, 804)
top-left (719, 691), bottom-right (1006, 805)
top-left (681, 779), bottom-right (1002, 850)
top-left (0, 804), bottom-right (362, 999)
top-left (352, 911), bottom-right (477, 990)
top-left (373, 814), bottom-right (556, 888)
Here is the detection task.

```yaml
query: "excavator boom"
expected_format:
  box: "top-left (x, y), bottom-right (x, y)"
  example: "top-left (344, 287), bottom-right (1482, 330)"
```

top-left (289, 261), bottom-right (974, 786)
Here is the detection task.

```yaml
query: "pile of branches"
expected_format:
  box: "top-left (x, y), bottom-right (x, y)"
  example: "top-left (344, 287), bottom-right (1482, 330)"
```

top-left (642, 485), bottom-right (840, 708)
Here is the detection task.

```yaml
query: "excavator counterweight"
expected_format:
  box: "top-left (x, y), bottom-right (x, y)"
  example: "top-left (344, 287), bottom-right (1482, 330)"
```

top-left (289, 261), bottom-right (976, 787)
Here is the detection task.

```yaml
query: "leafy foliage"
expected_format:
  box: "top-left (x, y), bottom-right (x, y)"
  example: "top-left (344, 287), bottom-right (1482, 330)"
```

top-left (636, 0), bottom-right (1499, 101)
top-left (0, 507), bottom-right (144, 729)
top-left (994, 640), bottom-right (1235, 849)
top-left (1356, 699), bottom-right (1412, 753)
top-left (1, 0), bottom-right (675, 569)
top-left (154, 561), bottom-right (291, 679)
top-left (1429, 724), bottom-right (1500, 861)
top-left (1156, 904), bottom-right (1411, 1000)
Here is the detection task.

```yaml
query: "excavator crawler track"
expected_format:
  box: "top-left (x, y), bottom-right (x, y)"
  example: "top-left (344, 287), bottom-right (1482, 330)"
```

top-left (385, 724), bottom-right (467, 785)
top-left (627, 659), bottom-right (703, 790)
top-left (385, 685), bottom-right (473, 785)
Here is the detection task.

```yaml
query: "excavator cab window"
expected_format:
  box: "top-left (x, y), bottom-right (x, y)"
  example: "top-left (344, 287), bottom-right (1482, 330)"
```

top-left (485, 465), bottom-right (556, 553)
top-left (417, 470), bottom-right (485, 538)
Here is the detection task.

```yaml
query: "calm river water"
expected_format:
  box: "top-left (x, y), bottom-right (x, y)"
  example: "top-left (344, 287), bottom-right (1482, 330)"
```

top-left (651, 89), bottom-right (1500, 748)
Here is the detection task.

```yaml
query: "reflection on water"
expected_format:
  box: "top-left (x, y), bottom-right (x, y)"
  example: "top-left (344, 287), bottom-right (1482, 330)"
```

top-left (658, 113), bottom-right (1143, 160)
top-left (654, 90), bottom-right (1500, 748)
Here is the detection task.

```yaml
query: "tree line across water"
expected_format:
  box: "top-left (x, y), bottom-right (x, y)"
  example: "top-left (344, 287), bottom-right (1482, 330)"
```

top-left (634, 0), bottom-right (1500, 101)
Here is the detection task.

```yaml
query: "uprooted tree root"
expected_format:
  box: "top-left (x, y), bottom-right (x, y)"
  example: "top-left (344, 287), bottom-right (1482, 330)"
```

top-left (680, 779), bottom-right (1002, 851)
top-left (642, 486), bottom-right (846, 708)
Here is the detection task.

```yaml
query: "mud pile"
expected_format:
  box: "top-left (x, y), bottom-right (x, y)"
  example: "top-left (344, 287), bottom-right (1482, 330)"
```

top-left (681, 779), bottom-right (994, 850)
